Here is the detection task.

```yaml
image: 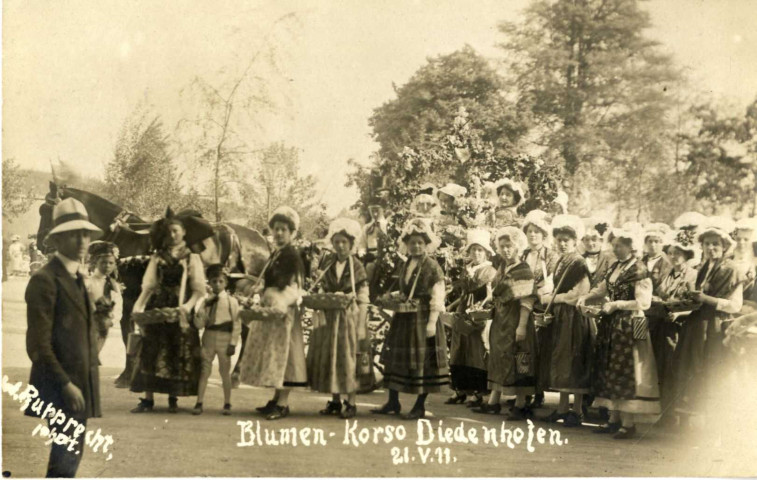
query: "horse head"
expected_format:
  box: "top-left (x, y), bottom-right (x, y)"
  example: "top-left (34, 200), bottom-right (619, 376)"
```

top-left (36, 183), bottom-right (153, 258)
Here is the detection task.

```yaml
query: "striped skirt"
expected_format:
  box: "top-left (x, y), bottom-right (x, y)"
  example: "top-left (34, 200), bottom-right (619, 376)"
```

top-left (380, 310), bottom-right (450, 394)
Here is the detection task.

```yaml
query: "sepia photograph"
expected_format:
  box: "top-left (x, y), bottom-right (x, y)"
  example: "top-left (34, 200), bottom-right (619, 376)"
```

top-left (2, 0), bottom-right (757, 477)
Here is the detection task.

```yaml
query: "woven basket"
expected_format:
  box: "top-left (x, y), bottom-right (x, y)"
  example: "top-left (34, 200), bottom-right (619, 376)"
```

top-left (439, 312), bottom-right (456, 329)
top-left (301, 293), bottom-right (355, 310)
top-left (665, 300), bottom-right (702, 313)
top-left (239, 306), bottom-right (287, 323)
top-left (452, 314), bottom-right (487, 336)
top-left (375, 294), bottom-right (421, 313)
top-left (131, 308), bottom-right (181, 326)
top-left (533, 312), bottom-right (554, 328)
top-left (466, 309), bottom-right (493, 321)
top-left (580, 305), bottom-right (602, 319)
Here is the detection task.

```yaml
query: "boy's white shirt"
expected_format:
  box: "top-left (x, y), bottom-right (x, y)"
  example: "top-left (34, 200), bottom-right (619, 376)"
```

top-left (195, 290), bottom-right (242, 346)
top-left (85, 270), bottom-right (123, 323)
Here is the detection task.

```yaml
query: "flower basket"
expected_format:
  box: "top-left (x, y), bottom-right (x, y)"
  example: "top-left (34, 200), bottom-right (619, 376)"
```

top-left (239, 306), bottom-right (287, 323)
top-left (580, 304), bottom-right (602, 319)
top-left (131, 307), bottom-right (181, 327)
top-left (452, 313), bottom-right (487, 336)
top-left (301, 293), bottom-right (355, 311)
top-left (375, 293), bottom-right (421, 313)
top-left (466, 308), bottom-right (493, 321)
top-left (532, 312), bottom-right (554, 328)
top-left (439, 312), bottom-right (456, 329)
top-left (665, 300), bottom-right (702, 313)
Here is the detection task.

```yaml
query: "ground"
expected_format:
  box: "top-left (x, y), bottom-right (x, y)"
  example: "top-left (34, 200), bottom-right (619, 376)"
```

top-left (3, 276), bottom-right (757, 477)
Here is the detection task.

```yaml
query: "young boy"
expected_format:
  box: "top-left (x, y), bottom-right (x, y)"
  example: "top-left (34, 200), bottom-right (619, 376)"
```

top-left (193, 264), bottom-right (241, 415)
top-left (85, 241), bottom-right (123, 353)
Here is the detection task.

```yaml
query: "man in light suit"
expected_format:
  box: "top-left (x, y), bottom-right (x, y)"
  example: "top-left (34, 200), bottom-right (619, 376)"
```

top-left (25, 198), bottom-right (102, 477)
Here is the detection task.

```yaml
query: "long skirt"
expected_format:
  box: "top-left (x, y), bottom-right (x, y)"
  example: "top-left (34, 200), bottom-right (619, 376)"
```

top-left (306, 306), bottom-right (359, 394)
top-left (672, 310), bottom-right (731, 413)
top-left (449, 325), bottom-right (488, 392)
top-left (593, 312), bottom-right (661, 419)
top-left (549, 304), bottom-right (593, 393)
top-left (239, 305), bottom-right (307, 389)
top-left (647, 313), bottom-right (678, 411)
top-left (488, 300), bottom-right (536, 395)
top-left (130, 321), bottom-right (202, 396)
top-left (535, 320), bottom-right (553, 394)
top-left (381, 309), bottom-right (450, 394)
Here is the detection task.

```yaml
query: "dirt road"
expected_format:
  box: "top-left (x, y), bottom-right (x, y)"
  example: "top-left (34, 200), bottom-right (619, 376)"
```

top-left (3, 277), bottom-right (755, 477)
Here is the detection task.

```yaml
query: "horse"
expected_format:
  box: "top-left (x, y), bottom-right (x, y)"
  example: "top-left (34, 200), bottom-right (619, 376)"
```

top-left (37, 182), bottom-right (271, 386)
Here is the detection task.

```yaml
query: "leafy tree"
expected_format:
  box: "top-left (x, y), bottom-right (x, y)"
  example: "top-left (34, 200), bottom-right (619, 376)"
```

top-left (499, 0), bottom-right (684, 215)
top-left (369, 46), bottom-right (528, 164)
top-left (243, 142), bottom-right (328, 238)
top-left (2, 158), bottom-right (33, 221)
top-left (679, 98), bottom-right (757, 216)
top-left (105, 110), bottom-right (182, 219)
top-left (175, 12), bottom-right (299, 222)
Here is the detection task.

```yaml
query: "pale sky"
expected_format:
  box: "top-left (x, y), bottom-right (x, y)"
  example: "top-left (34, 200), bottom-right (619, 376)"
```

top-left (3, 0), bottom-right (757, 215)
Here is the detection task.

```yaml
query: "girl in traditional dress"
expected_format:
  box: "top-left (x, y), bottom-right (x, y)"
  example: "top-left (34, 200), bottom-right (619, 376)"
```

top-left (239, 206), bottom-right (307, 420)
top-left (446, 229), bottom-right (496, 407)
top-left (538, 215), bottom-right (593, 427)
top-left (579, 225), bottom-right (659, 439)
top-left (130, 210), bottom-right (209, 413)
top-left (86, 241), bottom-right (123, 353)
top-left (520, 209), bottom-right (560, 409)
top-left (474, 227), bottom-right (536, 420)
top-left (671, 216), bottom-right (744, 424)
top-left (485, 178), bottom-right (525, 228)
top-left (373, 219), bottom-right (449, 420)
top-left (307, 218), bottom-right (370, 419)
top-left (581, 217), bottom-right (616, 289)
top-left (647, 229), bottom-right (699, 416)
top-left (642, 223), bottom-right (674, 295)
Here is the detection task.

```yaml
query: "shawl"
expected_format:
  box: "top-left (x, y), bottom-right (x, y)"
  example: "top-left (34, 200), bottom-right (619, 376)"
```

top-left (318, 253), bottom-right (368, 294)
top-left (492, 260), bottom-right (534, 304)
top-left (522, 246), bottom-right (560, 285)
top-left (264, 244), bottom-right (305, 290)
top-left (397, 254), bottom-right (444, 301)
top-left (605, 258), bottom-right (649, 302)
top-left (696, 258), bottom-right (742, 299)
top-left (553, 252), bottom-right (591, 294)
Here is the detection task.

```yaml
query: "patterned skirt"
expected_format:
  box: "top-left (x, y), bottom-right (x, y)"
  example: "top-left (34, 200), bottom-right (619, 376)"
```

top-left (593, 311), bottom-right (660, 417)
top-left (239, 306), bottom-right (307, 389)
top-left (381, 310), bottom-right (450, 394)
top-left (306, 307), bottom-right (358, 394)
top-left (130, 321), bottom-right (202, 396)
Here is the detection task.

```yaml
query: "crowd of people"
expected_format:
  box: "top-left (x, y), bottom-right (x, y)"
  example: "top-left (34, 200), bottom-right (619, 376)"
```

top-left (117, 178), bottom-right (756, 440)
top-left (25, 177), bottom-right (757, 475)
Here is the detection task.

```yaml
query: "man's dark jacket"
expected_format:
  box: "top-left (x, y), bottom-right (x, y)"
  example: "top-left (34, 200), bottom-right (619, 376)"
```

top-left (25, 256), bottom-right (101, 420)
